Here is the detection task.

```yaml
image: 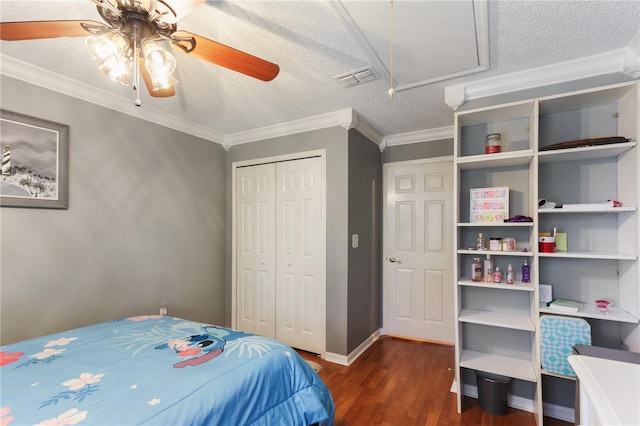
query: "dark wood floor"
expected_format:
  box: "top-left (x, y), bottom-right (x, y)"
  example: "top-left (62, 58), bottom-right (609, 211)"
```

top-left (298, 336), bottom-right (572, 426)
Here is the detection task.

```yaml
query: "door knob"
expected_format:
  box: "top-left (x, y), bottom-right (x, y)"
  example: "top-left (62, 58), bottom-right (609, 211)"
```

top-left (388, 257), bottom-right (401, 263)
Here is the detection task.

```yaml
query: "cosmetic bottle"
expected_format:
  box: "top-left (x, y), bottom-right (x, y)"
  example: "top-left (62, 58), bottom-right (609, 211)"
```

top-left (506, 264), bottom-right (514, 284)
top-left (477, 233), bottom-right (486, 251)
top-left (471, 258), bottom-right (482, 282)
top-left (522, 259), bottom-right (531, 283)
top-left (484, 255), bottom-right (493, 283)
top-left (493, 266), bottom-right (502, 283)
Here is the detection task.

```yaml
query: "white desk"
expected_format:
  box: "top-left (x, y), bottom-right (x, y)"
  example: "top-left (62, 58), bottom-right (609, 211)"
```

top-left (568, 355), bottom-right (640, 425)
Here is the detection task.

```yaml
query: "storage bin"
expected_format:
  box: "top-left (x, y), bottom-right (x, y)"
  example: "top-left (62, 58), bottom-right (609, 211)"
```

top-left (476, 371), bottom-right (511, 415)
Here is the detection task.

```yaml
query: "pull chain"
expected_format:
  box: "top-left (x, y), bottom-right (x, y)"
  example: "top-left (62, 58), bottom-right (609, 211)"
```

top-left (388, 0), bottom-right (395, 99)
top-left (133, 24), bottom-right (142, 107)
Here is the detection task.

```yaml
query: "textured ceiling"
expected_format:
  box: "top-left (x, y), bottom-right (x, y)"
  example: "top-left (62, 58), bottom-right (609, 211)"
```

top-left (1, 1), bottom-right (639, 143)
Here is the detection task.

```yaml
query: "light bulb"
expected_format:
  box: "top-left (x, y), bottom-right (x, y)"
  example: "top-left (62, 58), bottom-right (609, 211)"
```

top-left (87, 33), bottom-right (131, 85)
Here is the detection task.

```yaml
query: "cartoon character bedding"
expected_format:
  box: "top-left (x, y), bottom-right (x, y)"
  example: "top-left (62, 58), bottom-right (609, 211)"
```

top-left (0, 315), bottom-right (334, 425)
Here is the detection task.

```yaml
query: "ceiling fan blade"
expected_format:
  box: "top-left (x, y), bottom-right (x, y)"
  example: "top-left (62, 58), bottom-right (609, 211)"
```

top-left (0, 20), bottom-right (107, 41)
top-left (172, 31), bottom-right (279, 82)
top-left (139, 57), bottom-right (176, 98)
top-left (158, 0), bottom-right (205, 23)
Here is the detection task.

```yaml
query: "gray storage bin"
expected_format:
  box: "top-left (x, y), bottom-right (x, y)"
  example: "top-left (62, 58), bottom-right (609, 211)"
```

top-left (476, 371), bottom-right (511, 415)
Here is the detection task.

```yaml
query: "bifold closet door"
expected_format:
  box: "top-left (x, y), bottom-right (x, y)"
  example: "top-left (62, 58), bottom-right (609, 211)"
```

top-left (275, 157), bottom-right (323, 354)
top-left (236, 163), bottom-right (276, 338)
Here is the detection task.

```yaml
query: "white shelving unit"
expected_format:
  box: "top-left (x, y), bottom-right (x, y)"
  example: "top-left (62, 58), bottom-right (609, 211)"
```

top-left (452, 81), bottom-right (639, 425)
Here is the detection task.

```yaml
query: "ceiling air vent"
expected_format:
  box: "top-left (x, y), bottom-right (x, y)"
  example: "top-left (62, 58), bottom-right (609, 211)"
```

top-left (334, 66), bottom-right (379, 88)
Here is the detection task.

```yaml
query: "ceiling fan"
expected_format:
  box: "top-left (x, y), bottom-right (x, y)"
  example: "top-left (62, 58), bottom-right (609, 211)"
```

top-left (0, 0), bottom-right (280, 105)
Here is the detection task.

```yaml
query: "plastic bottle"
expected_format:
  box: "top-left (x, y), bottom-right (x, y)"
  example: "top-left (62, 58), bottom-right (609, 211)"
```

top-left (506, 264), bottom-right (514, 284)
top-left (477, 233), bottom-right (486, 251)
top-left (471, 258), bottom-right (482, 282)
top-left (522, 259), bottom-right (531, 283)
top-left (484, 255), bottom-right (493, 283)
top-left (493, 266), bottom-right (502, 283)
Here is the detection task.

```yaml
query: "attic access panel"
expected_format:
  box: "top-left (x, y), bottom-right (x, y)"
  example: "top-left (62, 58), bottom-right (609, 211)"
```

top-left (333, 0), bottom-right (489, 91)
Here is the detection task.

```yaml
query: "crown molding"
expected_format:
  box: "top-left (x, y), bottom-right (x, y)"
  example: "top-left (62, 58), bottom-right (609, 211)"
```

top-left (227, 108), bottom-right (382, 147)
top-left (2, 53), bottom-right (449, 149)
top-left (226, 109), bottom-right (353, 146)
top-left (0, 54), bottom-right (227, 144)
top-left (383, 126), bottom-right (454, 148)
top-left (352, 116), bottom-right (385, 147)
top-left (445, 47), bottom-right (638, 110)
top-left (624, 31), bottom-right (640, 79)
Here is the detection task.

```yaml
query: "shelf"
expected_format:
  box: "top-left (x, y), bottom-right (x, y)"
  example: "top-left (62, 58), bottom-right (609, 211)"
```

top-left (458, 249), bottom-right (534, 257)
top-left (539, 303), bottom-right (639, 324)
top-left (457, 222), bottom-right (534, 227)
top-left (538, 251), bottom-right (637, 261)
top-left (453, 81), bottom-right (639, 425)
top-left (459, 308), bottom-right (536, 331)
top-left (457, 99), bottom-right (535, 126)
top-left (460, 349), bottom-right (537, 382)
top-left (538, 141), bottom-right (636, 163)
top-left (457, 150), bottom-right (534, 170)
top-left (539, 207), bottom-right (636, 214)
top-left (539, 82), bottom-right (637, 114)
top-left (458, 279), bottom-right (535, 292)
top-left (541, 369), bottom-right (576, 381)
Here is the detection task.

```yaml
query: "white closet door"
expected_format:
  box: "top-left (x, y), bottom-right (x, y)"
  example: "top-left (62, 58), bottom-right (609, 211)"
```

top-left (275, 157), bottom-right (324, 354)
top-left (236, 163), bottom-right (276, 338)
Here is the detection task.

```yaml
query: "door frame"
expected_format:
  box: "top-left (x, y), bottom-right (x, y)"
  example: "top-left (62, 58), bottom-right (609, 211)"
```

top-left (381, 156), bottom-right (454, 339)
top-left (231, 149), bottom-right (327, 356)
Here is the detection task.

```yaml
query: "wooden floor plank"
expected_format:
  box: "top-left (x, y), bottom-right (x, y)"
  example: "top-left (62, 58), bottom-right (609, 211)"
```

top-left (298, 336), bottom-right (572, 426)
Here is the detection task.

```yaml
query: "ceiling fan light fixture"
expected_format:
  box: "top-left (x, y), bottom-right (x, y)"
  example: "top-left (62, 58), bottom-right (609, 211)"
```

top-left (149, 72), bottom-right (177, 91)
top-left (86, 32), bottom-right (132, 85)
top-left (86, 32), bottom-right (129, 62)
top-left (0, 0), bottom-right (278, 103)
top-left (99, 55), bottom-right (131, 85)
top-left (142, 39), bottom-right (176, 74)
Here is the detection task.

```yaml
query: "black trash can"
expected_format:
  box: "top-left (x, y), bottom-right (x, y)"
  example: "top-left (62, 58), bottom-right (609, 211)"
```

top-left (476, 371), bottom-right (511, 415)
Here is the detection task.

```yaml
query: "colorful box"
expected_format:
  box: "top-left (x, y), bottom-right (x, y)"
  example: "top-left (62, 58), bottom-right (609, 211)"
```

top-left (470, 187), bottom-right (509, 223)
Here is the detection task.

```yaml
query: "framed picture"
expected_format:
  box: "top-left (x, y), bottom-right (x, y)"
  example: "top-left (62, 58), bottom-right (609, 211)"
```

top-left (0, 110), bottom-right (69, 209)
top-left (470, 186), bottom-right (509, 223)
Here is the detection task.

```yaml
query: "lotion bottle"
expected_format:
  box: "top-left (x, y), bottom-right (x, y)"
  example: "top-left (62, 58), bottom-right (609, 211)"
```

top-left (493, 266), bottom-right (502, 283)
top-left (484, 255), bottom-right (493, 283)
top-left (506, 264), bottom-right (514, 284)
top-left (522, 259), bottom-right (531, 283)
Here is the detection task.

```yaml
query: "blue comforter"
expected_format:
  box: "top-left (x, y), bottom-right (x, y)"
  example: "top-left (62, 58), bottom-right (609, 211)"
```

top-left (0, 316), bottom-right (334, 425)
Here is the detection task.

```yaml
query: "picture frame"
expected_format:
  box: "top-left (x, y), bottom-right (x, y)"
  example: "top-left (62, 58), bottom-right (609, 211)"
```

top-left (470, 186), bottom-right (509, 223)
top-left (0, 110), bottom-right (69, 209)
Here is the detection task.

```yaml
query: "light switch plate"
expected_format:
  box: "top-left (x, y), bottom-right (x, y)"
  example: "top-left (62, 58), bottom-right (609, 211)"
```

top-left (352, 234), bottom-right (359, 248)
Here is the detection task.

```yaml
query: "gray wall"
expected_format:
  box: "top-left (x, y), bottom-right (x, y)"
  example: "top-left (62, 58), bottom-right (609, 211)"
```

top-left (382, 138), bottom-right (453, 163)
top-left (226, 127), bottom-right (350, 355)
top-left (347, 129), bottom-right (382, 353)
top-left (1, 76), bottom-right (227, 345)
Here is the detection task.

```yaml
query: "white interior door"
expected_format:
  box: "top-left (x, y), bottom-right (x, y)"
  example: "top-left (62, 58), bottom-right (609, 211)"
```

top-left (236, 164), bottom-right (276, 338)
top-left (383, 159), bottom-right (454, 344)
top-left (275, 157), bottom-right (324, 354)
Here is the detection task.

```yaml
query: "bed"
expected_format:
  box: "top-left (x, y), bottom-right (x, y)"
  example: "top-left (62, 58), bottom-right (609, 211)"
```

top-left (0, 315), bottom-right (334, 425)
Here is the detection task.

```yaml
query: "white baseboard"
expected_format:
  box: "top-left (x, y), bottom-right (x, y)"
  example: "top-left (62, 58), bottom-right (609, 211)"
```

top-left (450, 379), bottom-right (575, 423)
top-left (543, 402), bottom-right (575, 423)
top-left (324, 328), bottom-right (382, 366)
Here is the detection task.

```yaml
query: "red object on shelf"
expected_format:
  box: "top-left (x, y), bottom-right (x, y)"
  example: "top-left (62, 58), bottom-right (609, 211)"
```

top-left (539, 236), bottom-right (555, 253)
